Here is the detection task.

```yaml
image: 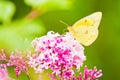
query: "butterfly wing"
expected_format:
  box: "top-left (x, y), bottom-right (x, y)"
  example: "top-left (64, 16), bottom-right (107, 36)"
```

top-left (67, 12), bottom-right (102, 46)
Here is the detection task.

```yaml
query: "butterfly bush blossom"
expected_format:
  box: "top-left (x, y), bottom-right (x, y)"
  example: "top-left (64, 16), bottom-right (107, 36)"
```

top-left (28, 31), bottom-right (103, 80)
top-left (28, 31), bottom-right (86, 79)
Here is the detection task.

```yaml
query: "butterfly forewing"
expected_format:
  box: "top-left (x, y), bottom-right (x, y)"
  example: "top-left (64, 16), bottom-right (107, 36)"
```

top-left (68, 12), bottom-right (102, 46)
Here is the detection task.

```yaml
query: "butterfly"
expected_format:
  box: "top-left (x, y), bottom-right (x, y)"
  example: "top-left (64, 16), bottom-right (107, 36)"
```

top-left (67, 12), bottom-right (102, 46)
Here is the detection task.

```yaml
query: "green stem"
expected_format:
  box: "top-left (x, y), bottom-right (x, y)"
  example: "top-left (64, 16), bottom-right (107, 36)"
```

top-left (26, 74), bottom-right (31, 80)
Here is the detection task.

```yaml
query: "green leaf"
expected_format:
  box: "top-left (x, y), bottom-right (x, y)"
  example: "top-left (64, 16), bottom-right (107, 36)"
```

top-left (24, 0), bottom-right (71, 11)
top-left (0, 19), bottom-right (46, 52)
top-left (0, 1), bottom-right (15, 24)
top-left (14, 19), bottom-right (46, 39)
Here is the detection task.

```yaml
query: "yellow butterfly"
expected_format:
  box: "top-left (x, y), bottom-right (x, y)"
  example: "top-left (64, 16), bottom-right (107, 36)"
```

top-left (67, 12), bottom-right (102, 46)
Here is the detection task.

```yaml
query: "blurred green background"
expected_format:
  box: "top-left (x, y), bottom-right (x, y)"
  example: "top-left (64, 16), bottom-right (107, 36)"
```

top-left (0, 0), bottom-right (120, 80)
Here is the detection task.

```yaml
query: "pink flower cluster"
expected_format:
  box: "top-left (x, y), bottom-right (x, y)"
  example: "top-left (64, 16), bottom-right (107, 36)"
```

top-left (0, 50), bottom-right (27, 79)
top-left (49, 66), bottom-right (102, 80)
top-left (82, 66), bottom-right (102, 80)
top-left (28, 31), bottom-right (86, 79)
top-left (0, 66), bottom-right (13, 80)
top-left (9, 54), bottom-right (27, 77)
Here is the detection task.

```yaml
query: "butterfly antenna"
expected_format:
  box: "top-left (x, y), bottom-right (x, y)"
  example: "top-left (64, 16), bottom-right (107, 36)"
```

top-left (59, 20), bottom-right (70, 34)
top-left (60, 20), bottom-right (70, 27)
